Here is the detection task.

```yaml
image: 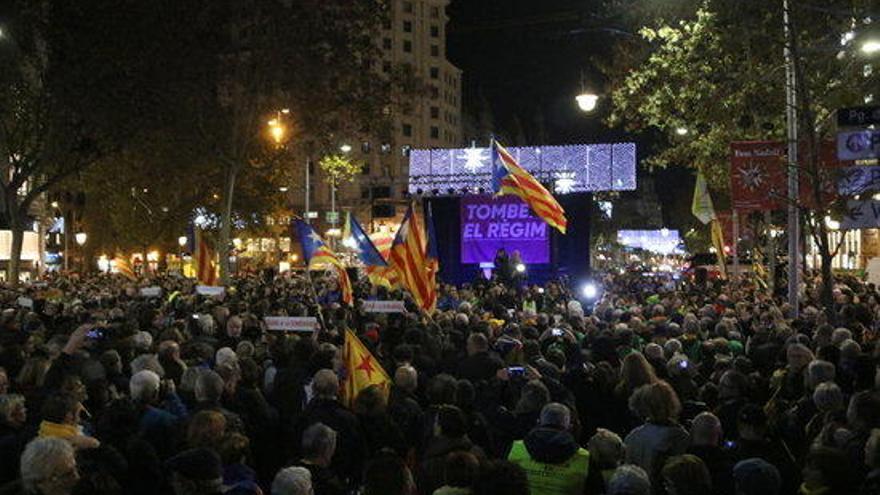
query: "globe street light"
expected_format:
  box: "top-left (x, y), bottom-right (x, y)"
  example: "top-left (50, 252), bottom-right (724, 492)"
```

top-left (178, 236), bottom-right (188, 247)
top-left (863, 40), bottom-right (880, 55)
top-left (75, 232), bottom-right (87, 246)
top-left (268, 118), bottom-right (286, 145)
top-left (575, 92), bottom-right (599, 112)
top-left (340, 144), bottom-right (352, 153)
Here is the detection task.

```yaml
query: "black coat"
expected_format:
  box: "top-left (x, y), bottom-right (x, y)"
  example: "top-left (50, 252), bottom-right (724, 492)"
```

top-left (418, 436), bottom-right (484, 495)
top-left (456, 351), bottom-right (504, 383)
top-left (388, 386), bottom-right (424, 451)
top-left (293, 398), bottom-right (366, 485)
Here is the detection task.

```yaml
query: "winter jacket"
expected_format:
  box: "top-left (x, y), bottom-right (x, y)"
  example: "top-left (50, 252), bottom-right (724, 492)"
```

top-left (507, 426), bottom-right (590, 495)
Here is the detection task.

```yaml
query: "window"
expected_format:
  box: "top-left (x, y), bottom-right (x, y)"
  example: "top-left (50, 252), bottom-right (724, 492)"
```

top-left (382, 38), bottom-right (391, 49)
top-left (382, 61), bottom-right (391, 73)
top-left (403, 40), bottom-right (412, 52)
top-left (361, 162), bottom-right (370, 175)
top-left (430, 86), bottom-right (439, 99)
top-left (402, 123), bottom-right (412, 137)
top-left (361, 187), bottom-right (371, 199)
top-left (430, 25), bottom-right (439, 37)
top-left (403, 20), bottom-right (412, 33)
top-left (430, 106), bottom-right (439, 119)
top-left (430, 126), bottom-right (440, 139)
top-left (430, 45), bottom-right (439, 56)
top-left (430, 6), bottom-right (440, 18)
top-left (403, 2), bottom-right (413, 13)
top-left (382, 18), bottom-right (391, 30)
top-left (430, 67), bottom-right (439, 79)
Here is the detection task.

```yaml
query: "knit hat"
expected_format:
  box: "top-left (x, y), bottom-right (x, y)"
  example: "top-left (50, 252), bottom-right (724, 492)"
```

top-left (733, 458), bottom-right (781, 495)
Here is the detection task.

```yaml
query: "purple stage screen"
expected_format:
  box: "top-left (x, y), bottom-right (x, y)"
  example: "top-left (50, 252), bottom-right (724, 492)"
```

top-left (460, 195), bottom-right (549, 264)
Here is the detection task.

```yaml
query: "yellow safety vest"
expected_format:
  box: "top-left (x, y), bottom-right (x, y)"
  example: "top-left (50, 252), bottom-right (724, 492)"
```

top-left (507, 440), bottom-right (590, 495)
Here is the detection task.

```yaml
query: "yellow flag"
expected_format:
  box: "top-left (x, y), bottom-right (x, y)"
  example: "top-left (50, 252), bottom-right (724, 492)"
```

top-left (692, 170), bottom-right (716, 225)
top-left (341, 329), bottom-right (391, 407)
top-left (711, 219), bottom-right (728, 279)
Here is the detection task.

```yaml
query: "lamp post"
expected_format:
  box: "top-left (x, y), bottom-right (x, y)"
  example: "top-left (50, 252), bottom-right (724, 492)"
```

top-left (75, 232), bottom-right (87, 273)
top-left (783, 0), bottom-right (800, 317)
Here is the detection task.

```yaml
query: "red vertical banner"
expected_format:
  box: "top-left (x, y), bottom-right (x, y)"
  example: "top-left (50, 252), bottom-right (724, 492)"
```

top-left (730, 142), bottom-right (788, 211)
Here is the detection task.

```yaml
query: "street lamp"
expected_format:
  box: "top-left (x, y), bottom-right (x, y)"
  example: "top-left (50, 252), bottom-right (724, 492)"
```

top-left (178, 236), bottom-right (188, 247)
top-left (575, 92), bottom-right (599, 112)
top-left (268, 118), bottom-right (286, 145)
top-left (863, 40), bottom-right (880, 55)
top-left (675, 127), bottom-right (689, 136)
top-left (340, 144), bottom-right (352, 153)
top-left (75, 232), bottom-right (87, 246)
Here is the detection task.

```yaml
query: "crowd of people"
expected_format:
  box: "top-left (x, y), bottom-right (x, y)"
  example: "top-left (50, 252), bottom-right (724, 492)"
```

top-left (0, 267), bottom-right (878, 495)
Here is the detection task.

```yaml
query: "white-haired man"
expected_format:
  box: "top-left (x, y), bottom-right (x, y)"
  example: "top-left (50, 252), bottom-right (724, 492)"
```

top-left (272, 466), bottom-right (313, 495)
top-left (131, 369), bottom-right (187, 458)
top-left (19, 437), bottom-right (79, 495)
top-left (508, 402), bottom-right (590, 495)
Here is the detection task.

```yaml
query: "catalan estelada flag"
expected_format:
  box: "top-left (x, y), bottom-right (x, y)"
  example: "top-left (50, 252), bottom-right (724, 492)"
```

top-left (294, 220), bottom-right (353, 305)
top-left (491, 139), bottom-right (567, 234)
top-left (344, 212), bottom-right (388, 267)
top-left (341, 329), bottom-right (390, 407)
top-left (389, 204), bottom-right (436, 313)
top-left (113, 254), bottom-right (136, 281)
top-left (192, 229), bottom-right (218, 286)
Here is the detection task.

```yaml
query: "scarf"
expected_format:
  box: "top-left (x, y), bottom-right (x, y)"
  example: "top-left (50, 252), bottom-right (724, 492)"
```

top-left (38, 420), bottom-right (80, 439)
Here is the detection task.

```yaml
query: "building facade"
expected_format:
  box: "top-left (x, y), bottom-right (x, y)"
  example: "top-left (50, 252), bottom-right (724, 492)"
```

top-left (331, 0), bottom-right (463, 231)
top-left (240, 1), bottom-right (463, 267)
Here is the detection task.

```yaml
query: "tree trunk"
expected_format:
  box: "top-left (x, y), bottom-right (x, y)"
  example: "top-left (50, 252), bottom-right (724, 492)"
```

top-left (820, 248), bottom-right (835, 324)
top-left (7, 213), bottom-right (24, 287)
top-left (218, 164), bottom-right (238, 285)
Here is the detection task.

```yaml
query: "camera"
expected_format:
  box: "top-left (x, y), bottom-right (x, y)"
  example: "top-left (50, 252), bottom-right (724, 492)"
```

top-left (508, 366), bottom-right (525, 377)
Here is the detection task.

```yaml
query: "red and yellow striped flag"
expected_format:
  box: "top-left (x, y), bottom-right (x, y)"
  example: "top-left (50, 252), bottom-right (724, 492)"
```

top-left (388, 204), bottom-right (436, 313)
top-left (194, 230), bottom-right (218, 286)
top-left (491, 139), bottom-right (567, 234)
top-left (366, 230), bottom-right (399, 289)
top-left (113, 254), bottom-right (136, 281)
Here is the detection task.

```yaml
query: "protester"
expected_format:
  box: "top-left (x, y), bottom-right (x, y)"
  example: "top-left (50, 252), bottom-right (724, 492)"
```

top-left (0, 268), bottom-right (875, 495)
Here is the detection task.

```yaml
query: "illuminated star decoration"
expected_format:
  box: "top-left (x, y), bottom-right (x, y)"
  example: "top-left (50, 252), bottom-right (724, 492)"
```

top-left (459, 147), bottom-right (488, 173)
top-left (355, 354), bottom-right (376, 381)
top-left (739, 161), bottom-right (766, 191)
top-left (308, 230), bottom-right (324, 244)
top-left (554, 171), bottom-right (577, 194)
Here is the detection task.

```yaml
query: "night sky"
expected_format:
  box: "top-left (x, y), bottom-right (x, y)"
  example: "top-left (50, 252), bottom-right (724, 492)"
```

top-left (447, 0), bottom-right (628, 145)
top-left (447, 0), bottom-right (693, 229)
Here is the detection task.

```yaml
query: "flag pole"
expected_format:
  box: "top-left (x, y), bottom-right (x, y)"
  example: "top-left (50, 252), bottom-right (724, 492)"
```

top-left (304, 267), bottom-right (328, 336)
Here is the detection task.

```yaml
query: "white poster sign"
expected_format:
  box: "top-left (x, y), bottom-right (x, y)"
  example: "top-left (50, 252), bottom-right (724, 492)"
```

top-left (196, 285), bottom-right (226, 297)
top-left (140, 286), bottom-right (162, 298)
top-left (362, 300), bottom-right (406, 313)
top-left (16, 297), bottom-right (33, 309)
top-left (264, 316), bottom-right (319, 332)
